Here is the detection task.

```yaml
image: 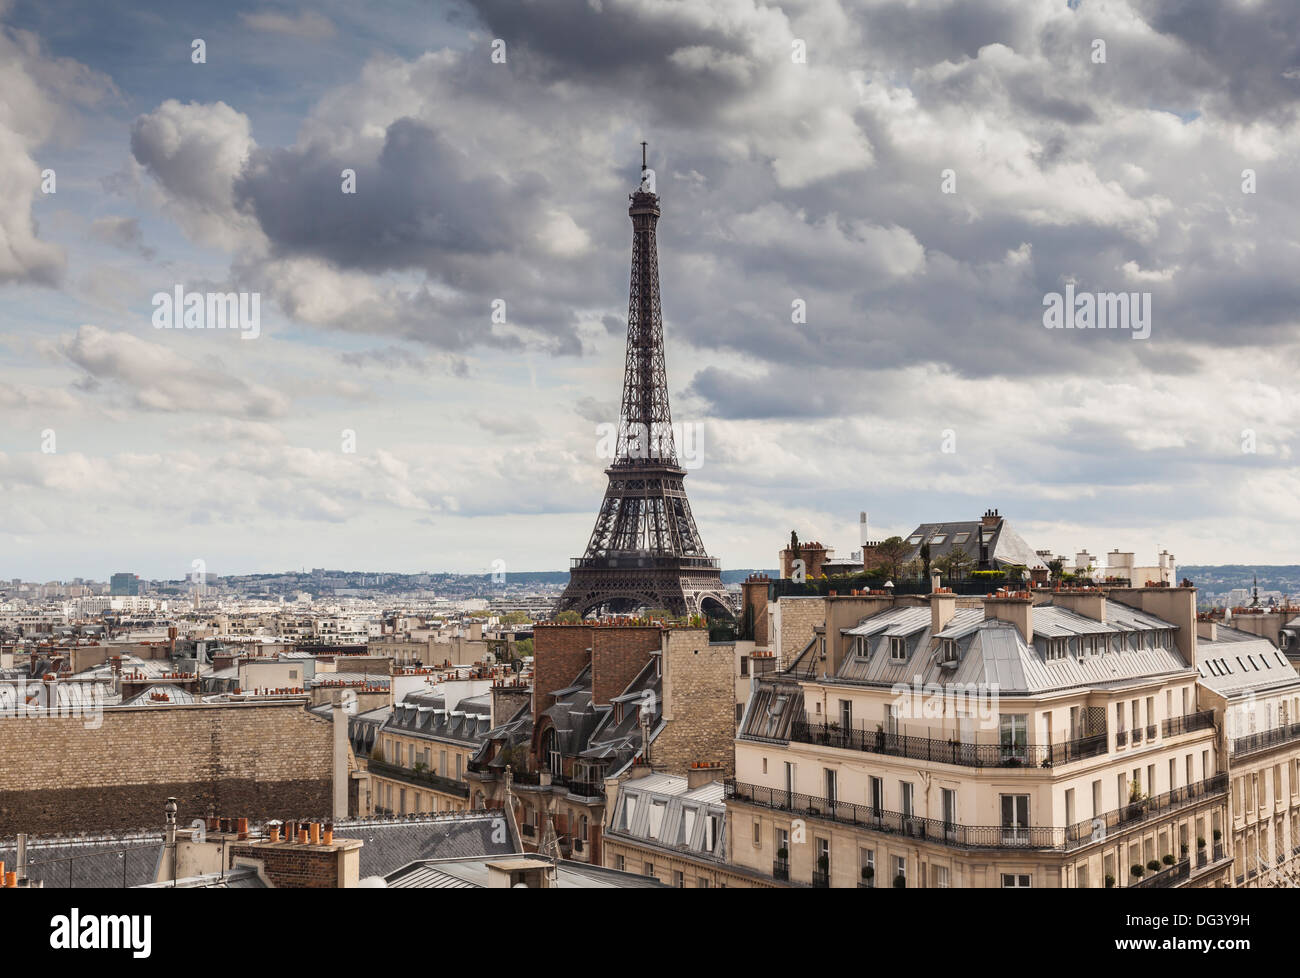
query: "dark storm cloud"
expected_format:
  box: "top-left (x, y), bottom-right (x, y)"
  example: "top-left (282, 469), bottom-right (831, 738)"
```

top-left (234, 119), bottom-right (546, 270)
top-left (1136, 0), bottom-right (1300, 121)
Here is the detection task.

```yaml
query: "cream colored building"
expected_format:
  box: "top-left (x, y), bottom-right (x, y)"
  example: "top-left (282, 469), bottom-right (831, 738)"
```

top-left (730, 586), bottom-right (1231, 888)
top-left (1195, 619), bottom-right (1300, 886)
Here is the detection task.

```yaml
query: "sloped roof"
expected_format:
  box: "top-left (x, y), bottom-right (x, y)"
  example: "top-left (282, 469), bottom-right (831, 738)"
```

top-left (1196, 636), bottom-right (1300, 698)
top-left (0, 835), bottom-right (163, 888)
top-left (332, 811), bottom-right (517, 878)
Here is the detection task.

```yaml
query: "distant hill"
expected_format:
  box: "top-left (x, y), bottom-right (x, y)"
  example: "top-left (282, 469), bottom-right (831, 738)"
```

top-left (470, 568), bottom-right (780, 586)
top-left (1179, 565), bottom-right (1300, 594)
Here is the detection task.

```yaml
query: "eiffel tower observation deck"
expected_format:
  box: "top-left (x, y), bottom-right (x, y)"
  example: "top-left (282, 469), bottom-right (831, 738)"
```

top-left (554, 146), bottom-right (731, 620)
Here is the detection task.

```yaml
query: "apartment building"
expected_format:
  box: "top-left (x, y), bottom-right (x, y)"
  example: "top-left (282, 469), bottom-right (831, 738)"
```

top-left (729, 585), bottom-right (1231, 888)
top-left (368, 689), bottom-right (493, 816)
top-left (1195, 619), bottom-right (1300, 886)
top-left (467, 622), bottom-right (735, 867)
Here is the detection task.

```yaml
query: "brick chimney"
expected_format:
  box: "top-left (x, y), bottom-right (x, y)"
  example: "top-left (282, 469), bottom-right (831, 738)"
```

top-left (1051, 590), bottom-right (1106, 622)
top-left (687, 761), bottom-right (724, 790)
top-left (229, 821), bottom-right (362, 888)
top-left (930, 590), bottom-right (958, 635)
top-left (983, 592), bottom-right (1033, 643)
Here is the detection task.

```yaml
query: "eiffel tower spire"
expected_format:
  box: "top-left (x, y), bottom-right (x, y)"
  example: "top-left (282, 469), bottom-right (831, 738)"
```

top-left (555, 146), bottom-right (730, 619)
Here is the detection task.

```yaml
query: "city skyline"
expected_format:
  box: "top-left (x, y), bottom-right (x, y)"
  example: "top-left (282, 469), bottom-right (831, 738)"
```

top-left (3, 0), bottom-right (1298, 581)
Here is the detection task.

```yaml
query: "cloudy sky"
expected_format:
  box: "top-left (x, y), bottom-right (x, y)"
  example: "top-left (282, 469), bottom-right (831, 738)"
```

top-left (2, 0), bottom-right (1298, 581)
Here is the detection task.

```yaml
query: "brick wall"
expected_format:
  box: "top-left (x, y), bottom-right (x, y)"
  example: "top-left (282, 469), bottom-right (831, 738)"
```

top-left (0, 701), bottom-right (333, 835)
top-left (591, 628), bottom-right (660, 706)
top-left (740, 578), bottom-right (770, 647)
top-left (778, 597), bottom-right (826, 663)
top-left (655, 630), bottom-right (736, 777)
top-left (532, 625), bottom-right (592, 721)
top-left (228, 840), bottom-right (356, 888)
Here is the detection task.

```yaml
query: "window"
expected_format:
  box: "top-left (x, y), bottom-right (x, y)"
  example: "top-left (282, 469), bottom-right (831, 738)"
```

top-left (825, 769), bottom-right (838, 804)
top-left (614, 854), bottom-right (625, 871)
top-left (752, 819), bottom-right (761, 846)
top-left (894, 855), bottom-right (907, 887)
top-left (648, 800), bottom-right (667, 839)
top-left (579, 814), bottom-right (589, 841)
top-left (839, 699), bottom-right (853, 729)
top-left (740, 656), bottom-right (749, 677)
top-left (698, 877), bottom-right (710, 888)
top-left (941, 639), bottom-right (958, 663)
top-left (673, 870), bottom-right (684, 888)
top-left (999, 715), bottom-right (1028, 762)
top-left (1000, 794), bottom-right (1029, 844)
top-left (1045, 637), bottom-right (1068, 661)
top-left (941, 788), bottom-right (957, 833)
top-left (889, 636), bottom-right (907, 661)
top-left (1001, 874), bottom-right (1031, 888)
top-left (869, 776), bottom-right (884, 816)
top-left (908, 535), bottom-right (923, 545)
top-left (934, 865), bottom-right (950, 888)
top-left (900, 781), bottom-right (914, 818)
top-left (930, 534), bottom-right (947, 545)
top-left (952, 532), bottom-right (970, 544)
top-left (644, 862), bottom-right (654, 877)
top-left (860, 848), bottom-right (875, 887)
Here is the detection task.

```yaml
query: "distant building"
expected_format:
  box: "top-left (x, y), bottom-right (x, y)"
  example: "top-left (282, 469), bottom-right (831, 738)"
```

top-left (109, 572), bottom-right (140, 597)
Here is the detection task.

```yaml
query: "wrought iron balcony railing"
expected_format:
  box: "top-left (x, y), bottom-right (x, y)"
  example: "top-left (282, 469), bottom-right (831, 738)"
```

top-left (788, 720), bottom-right (1107, 769)
top-left (1231, 722), bottom-right (1300, 759)
top-left (1163, 710), bottom-right (1215, 738)
top-left (367, 758), bottom-right (470, 798)
top-left (727, 772), bottom-right (1229, 853)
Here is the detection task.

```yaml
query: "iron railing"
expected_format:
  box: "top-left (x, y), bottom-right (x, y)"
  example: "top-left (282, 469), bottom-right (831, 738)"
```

top-left (1163, 710), bottom-right (1215, 738)
top-left (1061, 773), bottom-right (1229, 851)
top-left (566, 780), bottom-right (606, 799)
top-left (789, 720), bottom-right (1107, 769)
top-left (367, 759), bottom-right (470, 797)
top-left (1231, 722), bottom-right (1300, 759)
top-left (773, 860), bottom-right (789, 881)
top-left (1131, 858), bottom-right (1190, 888)
top-left (727, 773), bottom-right (1229, 853)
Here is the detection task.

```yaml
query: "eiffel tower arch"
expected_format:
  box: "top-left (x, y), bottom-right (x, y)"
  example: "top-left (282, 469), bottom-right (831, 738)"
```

top-left (555, 146), bottom-right (731, 620)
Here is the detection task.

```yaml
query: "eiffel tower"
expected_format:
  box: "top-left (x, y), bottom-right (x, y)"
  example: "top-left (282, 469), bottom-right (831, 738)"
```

top-left (555, 145), bottom-right (730, 619)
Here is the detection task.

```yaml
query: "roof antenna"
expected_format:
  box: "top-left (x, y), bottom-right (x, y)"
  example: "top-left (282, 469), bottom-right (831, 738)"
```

top-left (641, 141), bottom-right (647, 171)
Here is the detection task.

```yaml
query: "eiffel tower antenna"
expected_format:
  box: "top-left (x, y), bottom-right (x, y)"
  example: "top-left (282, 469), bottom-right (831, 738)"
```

top-left (641, 141), bottom-right (647, 169)
top-left (555, 148), bottom-right (730, 620)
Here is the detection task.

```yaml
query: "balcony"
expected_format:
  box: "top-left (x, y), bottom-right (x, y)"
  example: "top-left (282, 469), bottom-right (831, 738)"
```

top-left (367, 758), bottom-right (469, 798)
top-left (1062, 773), bottom-right (1229, 851)
top-left (788, 720), bottom-right (1107, 770)
top-left (1116, 730), bottom-right (1128, 748)
top-left (727, 772), bottom-right (1229, 853)
top-left (773, 859), bottom-right (790, 881)
top-left (1231, 722), bottom-right (1300, 759)
top-left (566, 780), bottom-right (606, 799)
top-left (1163, 710), bottom-right (1215, 739)
top-left (1131, 858), bottom-right (1190, 888)
top-left (812, 870), bottom-right (830, 888)
top-left (727, 780), bottom-right (1061, 850)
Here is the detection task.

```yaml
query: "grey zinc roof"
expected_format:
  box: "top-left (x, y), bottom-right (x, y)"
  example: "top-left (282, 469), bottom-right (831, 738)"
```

top-left (333, 811), bottom-right (516, 879)
top-left (832, 600), bottom-right (1189, 695)
top-left (607, 773), bottom-right (728, 861)
top-left (1197, 637), bottom-right (1300, 698)
top-left (384, 856), bottom-right (667, 888)
top-left (0, 835), bottom-right (163, 888)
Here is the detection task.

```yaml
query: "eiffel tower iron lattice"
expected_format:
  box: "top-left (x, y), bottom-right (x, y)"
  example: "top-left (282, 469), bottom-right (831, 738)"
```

top-left (554, 148), bottom-right (730, 619)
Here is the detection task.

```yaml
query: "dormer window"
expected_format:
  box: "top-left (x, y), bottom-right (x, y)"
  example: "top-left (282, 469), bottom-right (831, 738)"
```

top-left (941, 639), bottom-right (958, 663)
top-left (889, 636), bottom-right (907, 662)
top-left (1044, 637), bottom-right (1068, 661)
